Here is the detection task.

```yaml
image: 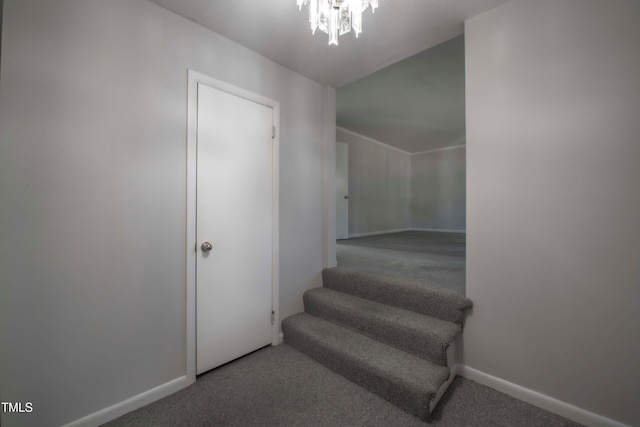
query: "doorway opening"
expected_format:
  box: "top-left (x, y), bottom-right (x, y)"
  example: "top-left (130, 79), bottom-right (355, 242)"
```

top-left (334, 35), bottom-right (466, 295)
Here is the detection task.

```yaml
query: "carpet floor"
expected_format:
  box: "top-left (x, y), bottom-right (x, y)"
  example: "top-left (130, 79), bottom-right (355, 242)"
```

top-left (337, 231), bottom-right (465, 294)
top-left (104, 344), bottom-right (582, 427)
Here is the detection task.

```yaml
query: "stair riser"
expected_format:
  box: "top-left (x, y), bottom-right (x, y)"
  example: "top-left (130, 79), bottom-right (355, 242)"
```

top-left (304, 292), bottom-right (452, 366)
top-left (283, 320), bottom-right (433, 421)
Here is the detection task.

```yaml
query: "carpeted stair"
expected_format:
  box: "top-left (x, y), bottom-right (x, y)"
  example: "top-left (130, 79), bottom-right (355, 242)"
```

top-left (282, 267), bottom-right (472, 421)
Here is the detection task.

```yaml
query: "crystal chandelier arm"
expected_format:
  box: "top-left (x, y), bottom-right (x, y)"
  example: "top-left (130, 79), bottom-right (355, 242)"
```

top-left (309, 0), bottom-right (319, 33)
top-left (350, 0), bottom-right (363, 37)
top-left (328, 5), bottom-right (339, 45)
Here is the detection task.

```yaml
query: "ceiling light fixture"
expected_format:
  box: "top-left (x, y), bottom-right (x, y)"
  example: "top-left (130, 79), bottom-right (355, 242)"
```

top-left (296, 0), bottom-right (379, 46)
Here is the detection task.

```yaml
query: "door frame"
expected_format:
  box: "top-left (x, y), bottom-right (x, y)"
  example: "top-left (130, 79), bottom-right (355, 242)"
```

top-left (186, 70), bottom-right (280, 384)
top-left (335, 141), bottom-right (349, 240)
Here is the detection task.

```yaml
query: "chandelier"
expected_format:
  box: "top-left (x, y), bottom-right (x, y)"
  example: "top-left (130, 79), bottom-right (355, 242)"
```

top-left (296, 0), bottom-right (379, 46)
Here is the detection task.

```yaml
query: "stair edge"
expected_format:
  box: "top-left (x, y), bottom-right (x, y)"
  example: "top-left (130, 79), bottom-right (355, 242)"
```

top-left (282, 312), bottom-right (449, 420)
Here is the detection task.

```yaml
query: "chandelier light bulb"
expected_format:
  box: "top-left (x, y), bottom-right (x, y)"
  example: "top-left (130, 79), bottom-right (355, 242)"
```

top-left (297, 0), bottom-right (381, 46)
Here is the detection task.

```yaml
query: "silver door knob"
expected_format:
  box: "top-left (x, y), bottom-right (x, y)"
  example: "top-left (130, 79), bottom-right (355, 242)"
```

top-left (201, 242), bottom-right (213, 252)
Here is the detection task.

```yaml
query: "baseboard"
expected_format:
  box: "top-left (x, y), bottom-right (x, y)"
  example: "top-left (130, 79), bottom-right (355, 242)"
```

top-left (430, 339), bottom-right (460, 413)
top-left (456, 365), bottom-right (631, 427)
top-left (410, 228), bottom-right (466, 234)
top-left (63, 375), bottom-right (190, 427)
top-left (431, 363), bottom-right (458, 414)
top-left (347, 228), bottom-right (410, 238)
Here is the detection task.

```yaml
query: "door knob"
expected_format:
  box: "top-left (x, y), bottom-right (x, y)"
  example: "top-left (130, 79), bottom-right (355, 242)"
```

top-left (201, 242), bottom-right (213, 252)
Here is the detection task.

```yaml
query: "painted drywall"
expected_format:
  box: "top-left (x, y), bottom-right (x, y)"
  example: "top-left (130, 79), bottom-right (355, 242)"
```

top-left (0, 0), bottom-right (331, 425)
top-left (464, 1), bottom-right (640, 426)
top-left (336, 128), bottom-right (411, 236)
top-left (323, 86), bottom-right (337, 268)
top-left (411, 147), bottom-right (466, 231)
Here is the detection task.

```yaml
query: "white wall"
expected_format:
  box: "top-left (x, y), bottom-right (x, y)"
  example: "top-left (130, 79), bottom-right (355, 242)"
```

top-left (0, 0), bottom-right (331, 425)
top-left (411, 146), bottom-right (466, 232)
top-left (464, 1), bottom-right (640, 426)
top-left (336, 128), bottom-right (411, 236)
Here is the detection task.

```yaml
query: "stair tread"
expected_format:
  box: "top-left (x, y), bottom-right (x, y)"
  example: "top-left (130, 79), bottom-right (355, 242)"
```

top-left (304, 287), bottom-right (461, 365)
top-left (282, 312), bottom-right (449, 419)
top-left (323, 267), bottom-right (472, 324)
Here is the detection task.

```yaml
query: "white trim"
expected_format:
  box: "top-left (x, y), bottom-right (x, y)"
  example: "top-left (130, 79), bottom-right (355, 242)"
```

top-left (410, 228), bottom-right (466, 234)
top-left (431, 364), bottom-right (458, 414)
top-left (336, 126), bottom-right (411, 155)
top-left (430, 338), bottom-right (461, 413)
top-left (186, 70), bottom-right (281, 384)
top-left (271, 104), bottom-right (281, 346)
top-left (412, 144), bottom-right (466, 156)
top-left (337, 126), bottom-right (467, 156)
top-left (456, 366), bottom-right (631, 427)
top-left (347, 228), bottom-right (411, 238)
top-left (186, 70), bottom-right (198, 384)
top-left (62, 376), bottom-right (188, 427)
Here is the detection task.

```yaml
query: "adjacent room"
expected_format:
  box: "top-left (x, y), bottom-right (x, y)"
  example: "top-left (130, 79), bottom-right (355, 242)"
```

top-left (1, 1), bottom-right (639, 427)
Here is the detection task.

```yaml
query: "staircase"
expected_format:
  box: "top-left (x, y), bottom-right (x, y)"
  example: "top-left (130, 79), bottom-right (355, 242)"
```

top-left (282, 267), bottom-right (472, 421)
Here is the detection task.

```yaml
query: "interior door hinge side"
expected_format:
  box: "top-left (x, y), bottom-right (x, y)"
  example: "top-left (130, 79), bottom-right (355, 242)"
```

top-left (272, 126), bottom-right (276, 139)
top-left (271, 310), bottom-right (275, 324)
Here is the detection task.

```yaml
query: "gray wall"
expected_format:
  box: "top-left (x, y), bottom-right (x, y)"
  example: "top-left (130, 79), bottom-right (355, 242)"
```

top-left (411, 147), bottom-right (466, 231)
top-left (0, 0), bottom-right (331, 425)
top-left (336, 128), bottom-right (411, 236)
top-left (465, 1), bottom-right (640, 425)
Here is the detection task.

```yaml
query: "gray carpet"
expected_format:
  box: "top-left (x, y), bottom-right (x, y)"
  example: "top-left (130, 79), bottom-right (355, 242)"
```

top-left (303, 286), bottom-right (461, 365)
top-left (283, 268), bottom-right (472, 420)
top-left (104, 344), bottom-right (583, 427)
top-left (283, 312), bottom-right (449, 420)
top-left (105, 233), bottom-right (578, 426)
top-left (337, 231), bottom-right (465, 294)
top-left (322, 267), bottom-right (471, 325)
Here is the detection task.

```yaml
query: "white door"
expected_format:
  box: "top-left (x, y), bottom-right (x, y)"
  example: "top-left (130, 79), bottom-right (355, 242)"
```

top-left (336, 142), bottom-right (349, 240)
top-left (196, 83), bottom-right (273, 375)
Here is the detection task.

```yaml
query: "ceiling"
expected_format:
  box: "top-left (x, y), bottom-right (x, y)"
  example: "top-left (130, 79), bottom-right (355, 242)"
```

top-left (147, 0), bottom-right (508, 152)
top-left (337, 35), bottom-right (465, 153)
top-left (147, 0), bottom-right (508, 88)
